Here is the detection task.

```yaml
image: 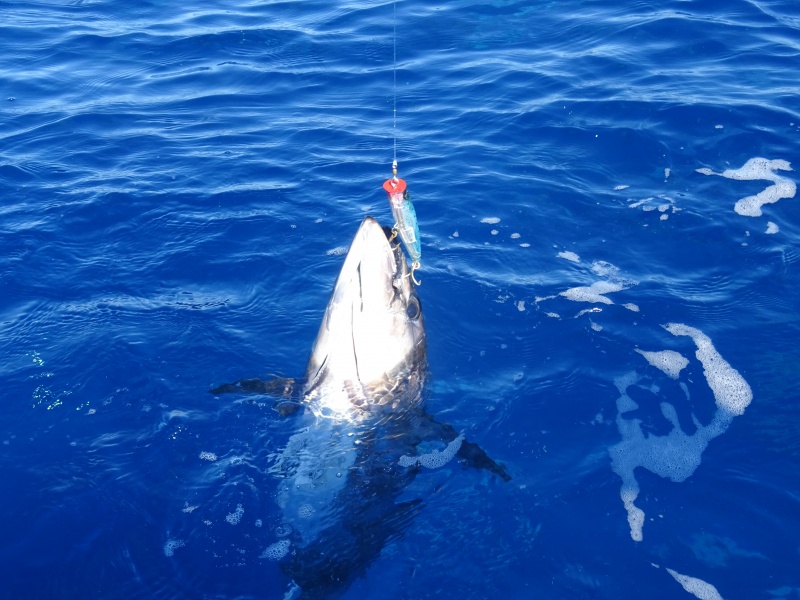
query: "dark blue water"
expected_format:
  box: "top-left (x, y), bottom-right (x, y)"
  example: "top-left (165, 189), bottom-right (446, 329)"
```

top-left (2, 0), bottom-right (799, 598)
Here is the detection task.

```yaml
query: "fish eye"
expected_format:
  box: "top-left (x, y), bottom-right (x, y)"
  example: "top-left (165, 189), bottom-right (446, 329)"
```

top-left (406, 298), bottom-right (420, 320)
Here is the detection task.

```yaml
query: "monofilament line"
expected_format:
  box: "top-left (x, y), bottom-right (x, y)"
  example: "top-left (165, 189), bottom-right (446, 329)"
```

top-left (392, 0), bottom-right (397, 164)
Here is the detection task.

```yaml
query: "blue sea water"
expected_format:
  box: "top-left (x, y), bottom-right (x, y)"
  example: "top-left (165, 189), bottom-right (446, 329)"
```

top-left (2, 0), bottom-right (800, 598)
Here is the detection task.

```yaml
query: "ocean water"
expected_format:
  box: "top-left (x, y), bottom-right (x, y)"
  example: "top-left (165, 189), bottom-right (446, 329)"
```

top-left (2, 0), bottom-right (799, 598)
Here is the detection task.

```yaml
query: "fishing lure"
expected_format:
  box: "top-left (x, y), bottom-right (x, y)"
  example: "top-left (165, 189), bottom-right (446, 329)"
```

top-left (383, 161), bottom-right (421, 281)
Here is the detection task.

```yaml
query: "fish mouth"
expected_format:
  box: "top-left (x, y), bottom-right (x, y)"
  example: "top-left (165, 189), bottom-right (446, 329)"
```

top-left (353, 217), bottom-right (411, 304)
top-left (304, 216), bottom-right (425, 406)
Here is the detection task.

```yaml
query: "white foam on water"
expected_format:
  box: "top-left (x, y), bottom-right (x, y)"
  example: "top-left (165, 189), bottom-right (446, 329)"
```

top-left (226, 503), bottom-right (244, 525)
top-left (491, 229), bottom-right (499, 235)
top-left (326, 246), bottom-right (348, 256)
top-left (610, 325), bottom-right (753, 541)
top-left (623, 303), bottom-right (640, 312)
top-left (510, 232), bottom-right (521, 239)
top-left (635, 349), bottom-right (689, 379)
top-left (610, 373), bottom-right (718, 541)
top-left (560, 281), bottom-right (624, 304)
top-left (199, 451), bottom-right (217, 461)
top-left (666, 568), bottom-right (724, 600)
top-left (696, 157), bottom-right (796, 217)
top-left (557, 250), bottom-right (580, 263)
top-left (628, 197), bottom-right (654, 208)
top-left (516, 300), bottom-right (526, 312)
top-left (614, 185), bottom-right (630, 191)
top-left (163, 539), bottom-right (185, 557)
top-left (590, 260), bottom-right (618, 278)
top-left (480, 217), bottom-right (500, 224)
top-left (546, 260), bottom-right (635, 307)
top-left (297, 503), bottom-right (315, 519)
top-left (663, 323), bottom-right (752, 416)
top-left (260, 539), bottom-right (291, 561)
top-left (628, 195), bottom-right (680, 219)
top-left (766, 221), bottom-right (779, 234)
top-left (399, 434), bottom-right (464, 469)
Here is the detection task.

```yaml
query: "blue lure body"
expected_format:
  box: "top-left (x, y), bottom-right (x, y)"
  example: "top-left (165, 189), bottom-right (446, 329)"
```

top-left (390, 190), bottom-right (421, 264)
top-left (383, 176), bottom-right (420, 265)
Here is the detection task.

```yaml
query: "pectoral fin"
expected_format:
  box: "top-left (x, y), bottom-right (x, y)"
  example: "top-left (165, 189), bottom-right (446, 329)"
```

top-left (402, 411), bottom-right (511, 481)
top-left (456, 438), bottom-right (511, 482)
top-left (209, 376), bottom-right (301, 416)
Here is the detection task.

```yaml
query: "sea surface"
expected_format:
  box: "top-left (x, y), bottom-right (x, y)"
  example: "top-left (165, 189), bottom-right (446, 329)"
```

top-left (2, 0), bottom-right (799, 598)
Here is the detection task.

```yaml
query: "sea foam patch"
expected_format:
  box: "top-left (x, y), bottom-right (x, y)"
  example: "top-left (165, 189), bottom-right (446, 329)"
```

top-left (226, 503), bottom-right (244, 525)
top-left (541, 259), bottom-right (636, 313)
top-left (627, 194), bottom-right (681, 220)
top-left (563, 261), bottom-right (633, 305)
top-left (696, 157), bottom-right (796, 217)
top-left (260, 539), bottom-right (291, 560)
top-left (663, 323), bottom-right (752, 416)
top-left (609, 325), bottom-right (752, 541)
top-left (557, 250), bottom-right (580, 263)
top-left (560, 280), bottom-right (624, 304)
top-left (399, 434), bottom-right (464, 469)
top-left (163, 538), bottom-right (185, 557)
top-left (666, 568), bottom-right (724, 600)
top-left (635, 349), bottom-right (689, 379)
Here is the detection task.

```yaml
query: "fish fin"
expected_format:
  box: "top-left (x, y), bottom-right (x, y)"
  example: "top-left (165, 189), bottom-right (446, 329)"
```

top-left (210, 376), bottom-right (297, 397)
top-left (210, 376), bottom-right (304, 415)
top-left (456, 438), bottom-right (511, 482)
top-left (410, 412), bottom-right (511, 481)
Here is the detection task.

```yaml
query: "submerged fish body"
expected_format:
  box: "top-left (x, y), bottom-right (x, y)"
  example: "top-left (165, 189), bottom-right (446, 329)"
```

top-left (214, 216), bottom-right (508, 598)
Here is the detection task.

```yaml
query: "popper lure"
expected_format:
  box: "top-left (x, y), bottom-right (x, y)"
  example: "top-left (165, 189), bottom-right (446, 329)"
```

top-left (383, 160), bottom-right (421, 284)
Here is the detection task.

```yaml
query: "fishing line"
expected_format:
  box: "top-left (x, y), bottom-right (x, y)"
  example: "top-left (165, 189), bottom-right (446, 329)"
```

top-left (393, 0), bottom-right (397, 164)
top-left (382, 0), bottom-right (422, 285)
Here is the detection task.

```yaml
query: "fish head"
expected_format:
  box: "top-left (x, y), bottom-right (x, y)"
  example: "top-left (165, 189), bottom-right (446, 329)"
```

top-left (305, 216), bottom-right (426, 404)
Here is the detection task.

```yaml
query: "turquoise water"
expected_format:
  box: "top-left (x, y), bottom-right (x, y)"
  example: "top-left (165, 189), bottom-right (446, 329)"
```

top-left (2, 1), bottom-right (799, 598)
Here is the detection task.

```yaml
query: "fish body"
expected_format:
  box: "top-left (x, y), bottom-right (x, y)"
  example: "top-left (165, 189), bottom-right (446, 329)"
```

top-left (213, 216), bottom-right (508, 598)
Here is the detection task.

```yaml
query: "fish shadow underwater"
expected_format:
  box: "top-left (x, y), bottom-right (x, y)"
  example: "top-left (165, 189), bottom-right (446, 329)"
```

top-left (212, 216), bottom-right (509, 599)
